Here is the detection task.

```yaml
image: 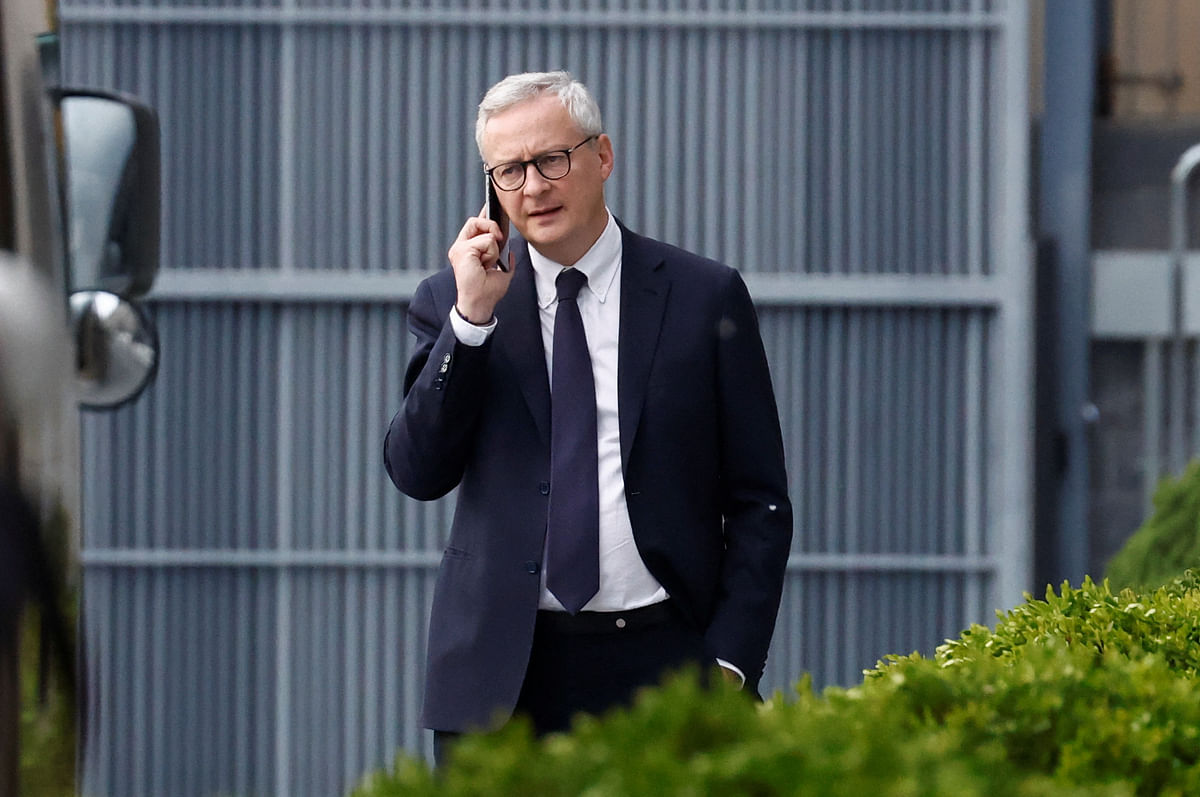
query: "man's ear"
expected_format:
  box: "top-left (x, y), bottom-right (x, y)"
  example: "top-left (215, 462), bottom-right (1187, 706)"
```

top-left (596, 134), bottom-right (615, 180)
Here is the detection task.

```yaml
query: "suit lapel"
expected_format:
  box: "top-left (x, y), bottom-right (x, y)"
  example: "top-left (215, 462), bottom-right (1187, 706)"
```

top-left (495, 240), bottom-right (552, 448)
top-left (617, 227), bottom-right (670, 467)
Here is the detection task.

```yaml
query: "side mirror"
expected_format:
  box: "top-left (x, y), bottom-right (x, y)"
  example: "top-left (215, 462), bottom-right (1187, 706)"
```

top-left (50, 89), bottom-right (162, 408)
top-left (54, 90), bottom-right (160, 299)
top-left (69, 290), bottom-right (158, 409)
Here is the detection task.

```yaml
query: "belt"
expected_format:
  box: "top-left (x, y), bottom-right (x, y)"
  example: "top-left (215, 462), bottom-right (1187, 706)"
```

top-left (535, 600), bottom-right (678, 635)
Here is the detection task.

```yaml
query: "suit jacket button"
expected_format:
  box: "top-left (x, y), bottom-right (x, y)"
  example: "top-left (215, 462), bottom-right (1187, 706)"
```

top-left (525, 561), bottom-right (540, 574)
top-left (539, 481), bottom-right (550, 495)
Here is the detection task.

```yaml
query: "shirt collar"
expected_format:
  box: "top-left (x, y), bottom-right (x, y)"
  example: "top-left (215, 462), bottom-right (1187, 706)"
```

top-left (531, 210), bottom-right (621, 310)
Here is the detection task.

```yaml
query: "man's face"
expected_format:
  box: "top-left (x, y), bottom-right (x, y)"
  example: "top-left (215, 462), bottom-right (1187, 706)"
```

top-left (480, 94), bottom-right (614, 267)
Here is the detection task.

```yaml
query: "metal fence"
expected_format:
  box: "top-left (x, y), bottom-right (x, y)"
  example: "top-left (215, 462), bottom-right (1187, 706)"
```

top-left (61, 1), bottom-right (1032, 794)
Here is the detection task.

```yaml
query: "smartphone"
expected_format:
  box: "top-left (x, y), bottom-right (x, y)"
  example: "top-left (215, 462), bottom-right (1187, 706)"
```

top-left (485, 176), bottom-right (511, 272)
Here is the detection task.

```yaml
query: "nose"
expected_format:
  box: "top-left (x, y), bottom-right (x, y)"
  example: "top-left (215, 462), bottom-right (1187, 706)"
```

top-left (522, 164), bottom-right (552, 196)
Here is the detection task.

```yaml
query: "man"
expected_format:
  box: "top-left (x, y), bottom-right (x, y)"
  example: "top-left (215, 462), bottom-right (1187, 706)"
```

top-left (384, 71), bottom-right (792, 754)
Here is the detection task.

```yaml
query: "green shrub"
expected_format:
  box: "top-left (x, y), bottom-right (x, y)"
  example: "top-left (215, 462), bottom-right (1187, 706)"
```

top-left (351, 672), bottom-right (1097, 797)
top-left (869, 643), bottom-right (1200, 795)
top-left (19, 607), bottom-right (76, 797)
top-left (1106, 461), bottom-right (1200, 590)
top-left (352, 575), bottom-right (1200, 796)
top-left (867, 574), bottom-right (1200, 795)
top-left (929, 573), bottom-right (1200, 673)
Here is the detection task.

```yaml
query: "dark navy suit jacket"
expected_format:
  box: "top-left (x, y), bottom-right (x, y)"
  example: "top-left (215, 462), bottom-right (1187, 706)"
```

top-left (384, 222), bottom-right (793, 733)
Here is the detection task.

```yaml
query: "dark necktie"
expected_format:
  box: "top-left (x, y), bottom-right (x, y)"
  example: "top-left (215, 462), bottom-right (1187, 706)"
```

top-left (545, 267), bottom-right (600, 614)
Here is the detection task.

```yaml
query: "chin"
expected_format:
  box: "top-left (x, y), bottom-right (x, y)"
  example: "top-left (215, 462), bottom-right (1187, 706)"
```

top-left (525, 214), bottom-right (565, 236)
top-left (521, 222), bottom-right (566, 250)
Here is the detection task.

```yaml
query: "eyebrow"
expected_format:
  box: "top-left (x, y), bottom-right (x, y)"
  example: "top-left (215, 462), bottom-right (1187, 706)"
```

top-left (492, 144), bottom-right (575, 165)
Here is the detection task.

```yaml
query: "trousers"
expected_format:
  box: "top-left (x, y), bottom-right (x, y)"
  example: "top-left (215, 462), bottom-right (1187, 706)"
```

top-left (433, 600), bottom-right (711, 768)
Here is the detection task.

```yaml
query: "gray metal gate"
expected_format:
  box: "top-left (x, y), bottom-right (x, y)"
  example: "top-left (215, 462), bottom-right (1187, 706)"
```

top-left (61, 2), bottom-right (1032, 794)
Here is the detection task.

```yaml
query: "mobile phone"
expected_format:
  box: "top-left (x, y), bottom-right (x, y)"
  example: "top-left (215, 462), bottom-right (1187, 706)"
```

top-left (485, 176), bottom-right (511, 272)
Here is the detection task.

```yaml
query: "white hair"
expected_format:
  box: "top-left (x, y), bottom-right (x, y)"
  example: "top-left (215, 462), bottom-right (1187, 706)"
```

top-left (475, 71), bottom-right (604, 160)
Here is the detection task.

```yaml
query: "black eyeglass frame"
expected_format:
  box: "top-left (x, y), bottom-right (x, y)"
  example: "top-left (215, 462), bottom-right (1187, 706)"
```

top-left (484, 135), bottom-right (600, 192)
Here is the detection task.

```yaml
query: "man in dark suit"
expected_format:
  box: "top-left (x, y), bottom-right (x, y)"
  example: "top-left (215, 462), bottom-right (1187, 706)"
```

top-left (384, 71), bottom-right (792, 757)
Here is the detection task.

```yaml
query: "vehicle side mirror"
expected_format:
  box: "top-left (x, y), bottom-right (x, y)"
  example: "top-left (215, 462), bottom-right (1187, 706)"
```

top-left (54, 89), bottom-right (160, 299)
top-left (69, 290), bottom-right (158, 409)
top-left (51, 89), bottom-right (162, 408)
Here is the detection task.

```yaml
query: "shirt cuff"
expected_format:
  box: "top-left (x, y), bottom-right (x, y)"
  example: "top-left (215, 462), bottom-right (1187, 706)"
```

top-left (715, 658), bottom-right (746, 688)
top-left (448, 307), bottom-right (497, 347)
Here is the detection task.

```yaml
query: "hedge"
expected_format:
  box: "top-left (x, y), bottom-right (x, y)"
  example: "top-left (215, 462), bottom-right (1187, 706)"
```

top-left (1106, 460), bottom-right (1200, 591)
top-left (350, 574), bottom-right (1200, 796)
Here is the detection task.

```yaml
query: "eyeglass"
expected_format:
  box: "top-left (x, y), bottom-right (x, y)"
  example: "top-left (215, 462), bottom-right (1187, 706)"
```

top-left (485, 135), bottom-right (599, 192)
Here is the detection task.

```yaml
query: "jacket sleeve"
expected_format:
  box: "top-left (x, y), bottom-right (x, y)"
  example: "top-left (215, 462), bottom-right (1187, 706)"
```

top-left (705, 268), bottom-right (794, 692)
top-left (383, 273), bottom-right (493, 501)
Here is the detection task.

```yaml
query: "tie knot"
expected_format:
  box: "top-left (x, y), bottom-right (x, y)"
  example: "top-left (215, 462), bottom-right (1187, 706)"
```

top-left (556, 268), bottom-right (588, 302)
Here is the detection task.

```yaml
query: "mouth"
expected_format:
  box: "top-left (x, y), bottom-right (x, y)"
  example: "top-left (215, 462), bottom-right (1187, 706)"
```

top-left (526, 205), bottom-right (562, 220)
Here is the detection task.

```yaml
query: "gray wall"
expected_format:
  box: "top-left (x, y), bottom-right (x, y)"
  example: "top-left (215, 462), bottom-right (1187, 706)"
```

top-left (61, 2), bottom-right (1033, 795)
